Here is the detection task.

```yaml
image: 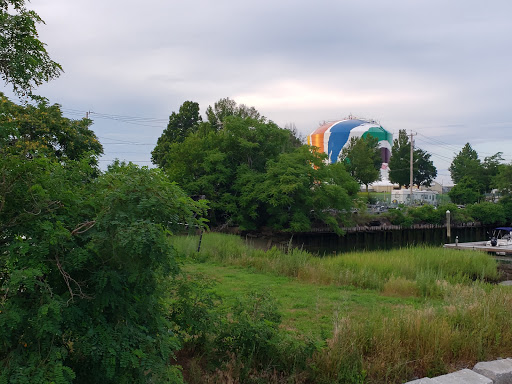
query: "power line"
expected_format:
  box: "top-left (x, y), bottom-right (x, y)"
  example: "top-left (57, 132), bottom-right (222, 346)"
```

top-left (60, 108), bottom-right (169, 128)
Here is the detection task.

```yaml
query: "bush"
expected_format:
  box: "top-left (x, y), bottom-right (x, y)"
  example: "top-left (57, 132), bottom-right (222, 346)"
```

top-left (466, 202), bottom-right (506, 225)
top-left (407, 204), bottom-right (440, 224)
top-left (385, 208), bottom-right (408, 225)
top-left (0, 162), bottom-right (206, 383)
top-left (499, 196), bottom-right (512, 223)
top-left (181, 289), bottom-right (317, 382)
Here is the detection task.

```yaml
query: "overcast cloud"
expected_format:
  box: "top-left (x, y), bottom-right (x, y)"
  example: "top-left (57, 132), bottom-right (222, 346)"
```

top-left (5, 0), bottom-right (512, 183)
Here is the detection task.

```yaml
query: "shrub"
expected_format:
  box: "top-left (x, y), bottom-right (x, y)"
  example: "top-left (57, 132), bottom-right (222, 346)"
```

top-left (0, 162), bottom-right (206, 383)
top-left (466, 202), bottom-right (506, 225)
top-left (407, 204), bottom-right (439, 224)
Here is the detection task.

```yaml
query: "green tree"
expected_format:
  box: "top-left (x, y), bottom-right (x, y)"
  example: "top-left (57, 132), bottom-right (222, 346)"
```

top-left (449, 143), bottom-right (503, 195)
top-left (0, 93), bottom-right (103, 161)
top-left (239, 146), bottom-right (359, 233)
top-left (482, 152), bottom-right (504, 191)
top-left (153, 98), bottom-right (358, 231)
top-left (0, 160), bottom-right (205, 383)
top-left (205, 97), bottom-right (264, 131)
top-left (494, 163), bottom-right (512, 196)
top-left (0, 98), bottom-right (207, 382)
top-left (388, 130), bottom-right (410, 188)
top-left (413, 148), bottom-right (437, 187)
top-left (155, 100), bottom-right (297, 226)
top-left (449, 143), bottom-right (482, 186)
top-left (340, 135), bottom-right (381, 193)
top-left (151, 100), bottom-right (202, 168)
top-left (0, 0), bottom-right (62, 95)
top-left (388, 130), bottom-right (437, 188)
top-left (466, 202), bottom-right (506, 225)
top-left (448, 176), bottom-right (483, 205)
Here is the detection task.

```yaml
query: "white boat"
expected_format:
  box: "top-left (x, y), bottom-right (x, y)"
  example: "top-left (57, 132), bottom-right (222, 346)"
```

top-left (486, 227), bottom-right (512, 247)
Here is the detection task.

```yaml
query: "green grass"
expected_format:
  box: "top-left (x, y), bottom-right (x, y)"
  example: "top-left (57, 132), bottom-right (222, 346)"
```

top-left (173, 232), bottom-right (499, 297)
top-left (173, 233), bottom-right (512, 383)
top-left (184, 262), bottom-right (422, 340)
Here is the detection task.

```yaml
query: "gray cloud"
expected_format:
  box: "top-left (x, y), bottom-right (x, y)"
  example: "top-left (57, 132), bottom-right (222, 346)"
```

top-left (7, 0), bottom-right (512, 178)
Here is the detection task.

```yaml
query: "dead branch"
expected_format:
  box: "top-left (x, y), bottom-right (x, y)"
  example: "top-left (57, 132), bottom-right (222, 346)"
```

top-left (71, 221), bottom-right (96, 236)
top-left (55, 254), bottom-right (91, 304)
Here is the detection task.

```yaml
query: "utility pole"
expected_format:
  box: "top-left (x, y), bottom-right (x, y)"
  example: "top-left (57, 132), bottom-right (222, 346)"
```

top-left (409, 131), bottom-right (416, 205)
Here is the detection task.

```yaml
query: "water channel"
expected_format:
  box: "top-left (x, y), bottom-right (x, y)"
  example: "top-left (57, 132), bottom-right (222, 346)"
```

top-left (245, 224), bottom-right (495, 255)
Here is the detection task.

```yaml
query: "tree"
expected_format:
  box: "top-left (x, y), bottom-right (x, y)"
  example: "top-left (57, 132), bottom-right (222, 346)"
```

top-left (160, 114), bottom-right (295, 225)
top-left (0, 0), bottom-right (62, 95)
top-left (0, 93), bottom-right (103, 161)
top-left (151, 100), bottom-right (202, 168)
top-left (466, 202), bottom-right (506, 226)
top-left (448, 176), bottom-right (483, 205)
top-left (413, 148), bottom-right (437, 187)
top-left (388, 130), bottom-right (410, 188)
top-left (482, 152), bottom-right (504, 191)
top-left (388, 130), bottom-right (437, 188)
top-left (153, 98), bottom-right (359, 231)
top-left (0, 159), bottom-right (205, 383)
top-left (237, 146), bottom-right (359, 233)
top-left (205, 97), bottom-right (264, 131)
top-left (153, 99), bottom-right (300, 226)
top-left (1, 97), bottom-right (207, 382)
top-left (340, 135), bottom-right (381, 193)
top-left (449, 143), bottom-right (482, 186)
top-left (494, 163), bottom-right (512, 196)
top-left (449, 143), bottom-right (503, 195)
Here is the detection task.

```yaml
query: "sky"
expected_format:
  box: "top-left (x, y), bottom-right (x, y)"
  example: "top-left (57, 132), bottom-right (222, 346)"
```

top-left (5, 0), bottom-right (512, 184)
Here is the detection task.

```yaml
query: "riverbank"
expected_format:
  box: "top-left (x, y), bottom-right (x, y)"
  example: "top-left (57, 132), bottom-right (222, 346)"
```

top-left (172, 233), bottom-right (512, 383)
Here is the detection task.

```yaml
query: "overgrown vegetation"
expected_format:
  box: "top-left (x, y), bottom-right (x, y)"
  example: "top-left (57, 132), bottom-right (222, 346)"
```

top-left (170, 233), bottom-right (511, 383)
top-left (0, 95), bottom-right (207, 383)
top-left (173, 233), bottom-right (498, 294)
top-left (151, 98), bottom-right (360, 233)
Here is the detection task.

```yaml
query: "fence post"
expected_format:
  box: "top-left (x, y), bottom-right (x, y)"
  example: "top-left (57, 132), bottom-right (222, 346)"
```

top-left (446, 210), bottom-right (451, 241)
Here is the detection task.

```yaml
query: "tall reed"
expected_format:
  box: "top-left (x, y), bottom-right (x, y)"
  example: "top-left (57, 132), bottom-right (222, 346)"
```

top-left (172, 233), bottom-right (499, 296)
top-left (311, 283), bottom-right (512, 383)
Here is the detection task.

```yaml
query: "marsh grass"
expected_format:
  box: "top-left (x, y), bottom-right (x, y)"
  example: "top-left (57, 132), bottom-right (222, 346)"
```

top-left (173, 233), bottom-right (499, 297)
top-left (312, 284), bottom-right (512, 383)
top-left (173, 233), bottom-right (512, 383)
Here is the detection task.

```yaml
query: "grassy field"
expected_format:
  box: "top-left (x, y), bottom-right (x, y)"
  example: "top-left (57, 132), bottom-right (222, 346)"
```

top-left (172, 233), bottom-right (512, 383)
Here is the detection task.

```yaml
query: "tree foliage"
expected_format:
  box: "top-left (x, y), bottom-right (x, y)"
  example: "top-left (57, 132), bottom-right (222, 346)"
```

top-left (0, 0), bottom-right (62, 96)
top-left (0, 97), bottom-right (206, 382)
top-left (466, 202), bottom-right (506, 226)
top-left (340, 135), bottom-right (381, 193)
top-left (449, 143), bottom-right (481, 185)
top-left (388, 130), bottom-right (410, 188)
top-left (449, 143), bottom-right (503, 199)
top-left (153, 99), bottom-right (359, 232)
top-left (448, 176), bottom-right (483, 205)
top-left (413, 148), bottom-right (437, 187)
top-left (494, 163), bottom-right (512, 196)
top-left (0, 93), bottom-right (103, 161)
top-left (205, 97), bottom-right (264, 131)
top-left (238, 146), bottom-right (359, 233)
top-left (151, 100), bottom-right (203, 168)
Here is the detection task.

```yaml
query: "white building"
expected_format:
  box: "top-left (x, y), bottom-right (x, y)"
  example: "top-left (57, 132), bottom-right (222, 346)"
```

top-left (391, 189), bottom-right (439, 205)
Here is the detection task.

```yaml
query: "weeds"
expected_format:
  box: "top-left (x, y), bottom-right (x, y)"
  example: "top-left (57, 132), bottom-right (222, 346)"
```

top-left (171, 232), bottom-right (511, 383)
top-left (172, 233), bottom-right (499, 297)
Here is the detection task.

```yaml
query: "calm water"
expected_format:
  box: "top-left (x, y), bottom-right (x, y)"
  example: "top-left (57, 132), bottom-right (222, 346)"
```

top-left (248, 225), bottom-right (495, 255)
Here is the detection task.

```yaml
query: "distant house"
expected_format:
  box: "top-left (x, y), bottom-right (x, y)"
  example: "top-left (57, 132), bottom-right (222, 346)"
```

top-left (391, 189), bottom-right (439, 205)
top-left (419, 181), bottom-right (453, 194)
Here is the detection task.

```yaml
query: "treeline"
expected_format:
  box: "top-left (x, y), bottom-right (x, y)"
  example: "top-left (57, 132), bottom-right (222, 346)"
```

top-left (151, 98), bottom-right (360, 234)
top-left (448, 143), bottom-right (511, 205)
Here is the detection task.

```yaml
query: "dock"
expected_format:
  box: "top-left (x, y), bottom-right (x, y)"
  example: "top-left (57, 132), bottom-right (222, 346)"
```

top-left (444, 241), bottom-right (512, 256)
